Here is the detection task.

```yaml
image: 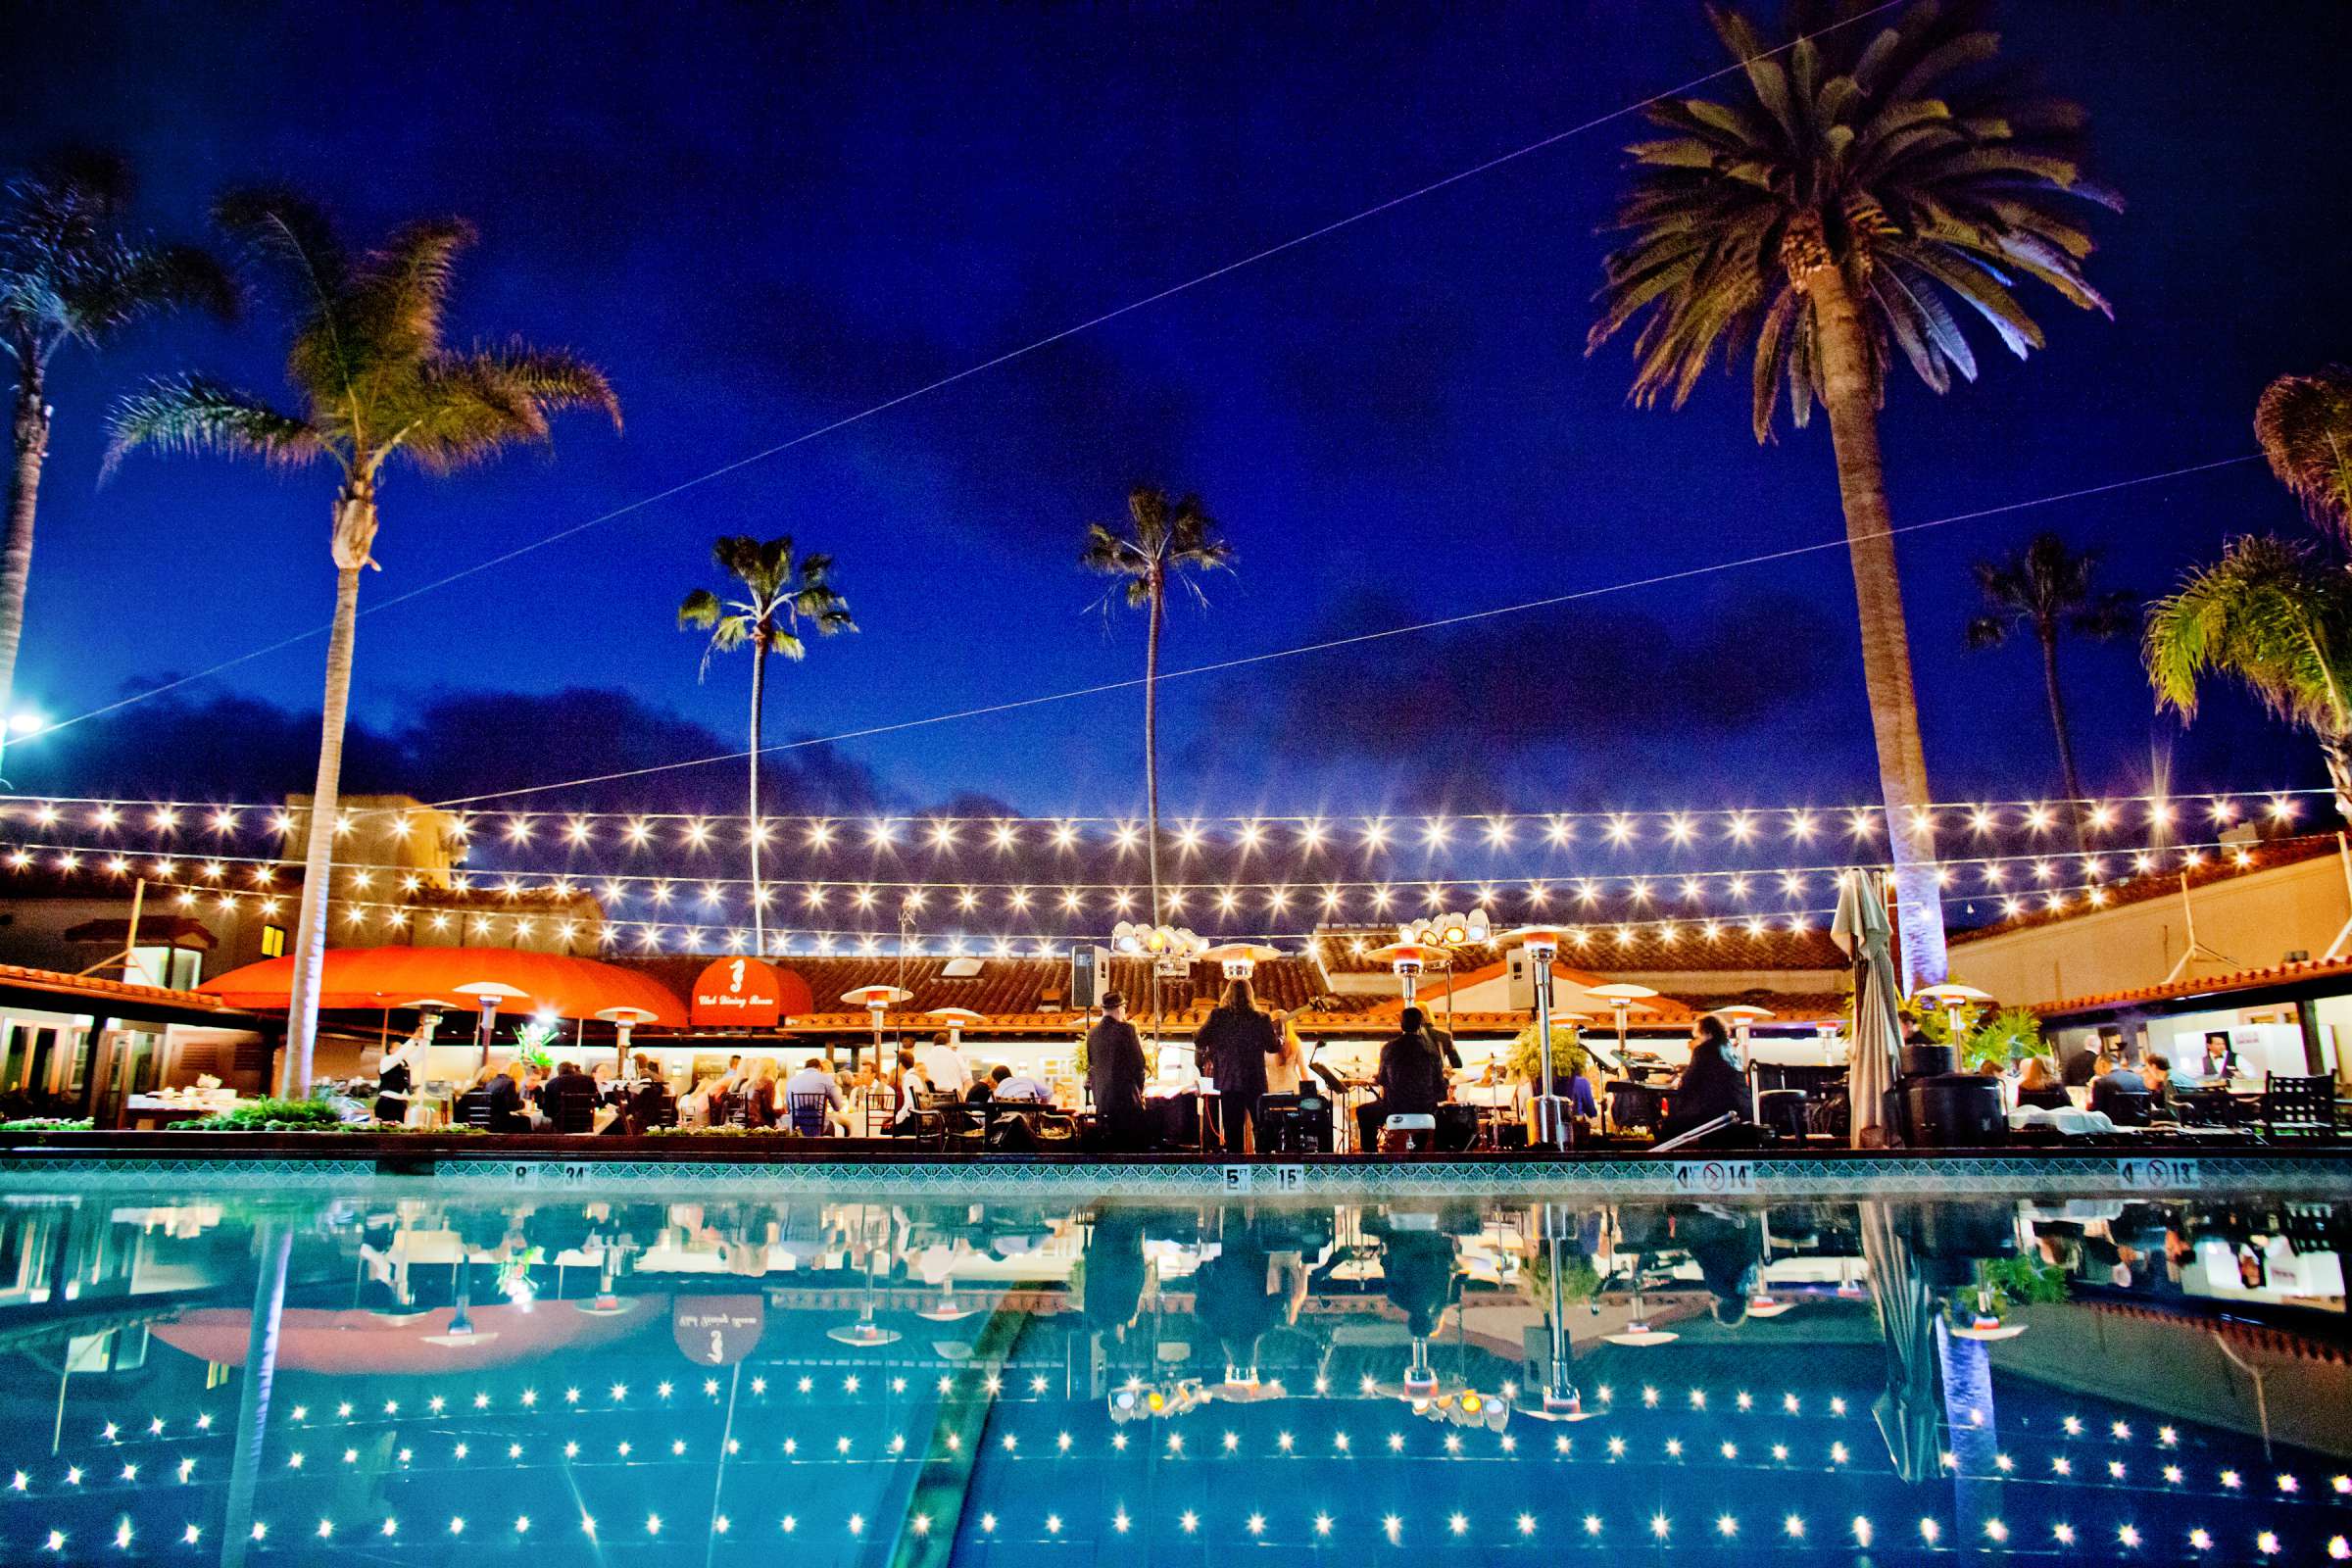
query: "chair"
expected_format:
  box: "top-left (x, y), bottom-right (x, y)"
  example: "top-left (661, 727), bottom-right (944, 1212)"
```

top-left (553, 1096), bottom-right (598, 1135)
top-left (2100, 1089), bottom-right (2154, 1129)
top-left (2262, 1073), bottom-right (2337, 1140)
top-left (786, 1091), bottom-right (832, 1138)
top-left (1380, 1112), bottom-right (1436, 1152)
top-left (455, 1089), bottom-right (494, 1130)
top-left (1757, 1088), bottom-right (1810, 1140)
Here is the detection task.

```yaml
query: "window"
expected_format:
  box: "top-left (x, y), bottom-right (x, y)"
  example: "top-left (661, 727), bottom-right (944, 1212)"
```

top-left (128, 948), bottom-right (203, 991)
top-left (261, 924), bottom-right (286, 958)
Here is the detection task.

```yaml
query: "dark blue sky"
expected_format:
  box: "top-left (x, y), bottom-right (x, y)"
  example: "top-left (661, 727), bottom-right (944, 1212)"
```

top-left (9, 1), bottom-right (2352, 822)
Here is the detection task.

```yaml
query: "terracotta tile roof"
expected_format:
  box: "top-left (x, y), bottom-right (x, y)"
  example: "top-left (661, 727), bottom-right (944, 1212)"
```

top-left (1312, 920), bottom-right (1846, 973)
top-left (2034, 952), bottom-right (2352, 1017)
top-left (1951, 833), bottom-right (2336, 945)
top-left (0, 961), bottom-right (246, 1014)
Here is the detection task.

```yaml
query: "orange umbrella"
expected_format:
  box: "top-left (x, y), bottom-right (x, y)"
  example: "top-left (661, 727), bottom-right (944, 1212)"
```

top-left (197, 946), bottom-right (686, 1025)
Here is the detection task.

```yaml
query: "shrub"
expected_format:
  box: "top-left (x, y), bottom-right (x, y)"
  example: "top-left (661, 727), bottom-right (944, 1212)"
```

top-left (0, 1116), bottom-right (92, 1132)
top-left (181, 1098), bottom-right (348, 1132)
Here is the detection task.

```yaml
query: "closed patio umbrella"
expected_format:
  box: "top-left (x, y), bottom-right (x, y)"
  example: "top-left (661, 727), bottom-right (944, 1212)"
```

top-left (1833, 869), bottom-right (1903, 1149)
top-left (1859, 1200), bottom-right (1942, 1484)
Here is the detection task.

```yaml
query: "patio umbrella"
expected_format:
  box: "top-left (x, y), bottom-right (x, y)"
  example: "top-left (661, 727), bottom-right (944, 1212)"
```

top-left (1833, 869), bottom-right (1903, 1149)
top-left (1859, 1200), bottom-right (1942, 1484)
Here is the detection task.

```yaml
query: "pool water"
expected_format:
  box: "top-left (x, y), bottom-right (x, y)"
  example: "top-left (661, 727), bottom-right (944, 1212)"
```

top-left (0, 1183), bottom-right (2347, 1563)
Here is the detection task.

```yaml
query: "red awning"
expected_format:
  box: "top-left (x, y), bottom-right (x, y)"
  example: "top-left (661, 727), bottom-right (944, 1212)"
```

top-left (152, 1298), bottom-right (664, 1372)
top-left (197, 946), bottom-right (686, 1025)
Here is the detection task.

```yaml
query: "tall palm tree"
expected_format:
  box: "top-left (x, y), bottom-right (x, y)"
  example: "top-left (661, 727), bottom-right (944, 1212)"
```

top-left (1963, 532), bottom-right (2132, 817)
top-left (2255, 365), bottom-right (2352, 539)
top-left (1082, 487), bottom-right (1232, 1028)
top-left (1587, 1), bottom-right (2119, 987)
top-left (0, 149), bottom-right (234, 769)
top-left (679, 535), bottom-right (855, 953)
top-left (2144, 535), bottom-right (2352, 812)
top-left (106, 187), bottom-right (618, 1094)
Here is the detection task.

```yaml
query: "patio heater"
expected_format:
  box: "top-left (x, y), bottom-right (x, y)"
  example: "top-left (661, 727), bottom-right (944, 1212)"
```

top-left (924, 1006), bottom-right (987, 1047)
top-left (1715, 1002), bottom-right (1776, 1123)
top-left (452, 981), bottom-right (529, 1069)
top-left (1529, 1202), bottom-right (1600, 1418)
top-left (1914, 982), bottom-right (1993, 1048)
top-left (596, 1005), bottom-right (658, 1076)
top-left (1499, 926), bottom-right (1577, 1150)
top-left (841, 984), bottom-right (912, 1067)
top-left (1364, 941), bottom-right (1441, 1006)
top-left (1586, 982), bottom-right (1658, 1068)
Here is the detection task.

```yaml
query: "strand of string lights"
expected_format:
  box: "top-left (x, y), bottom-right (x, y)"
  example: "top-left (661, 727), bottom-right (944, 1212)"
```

top-left (93, 863), bottom-right (2160, 960)
top-left (0, 832), bottom-right (2268, 906)
top-left (6, 833), bottom-right (2270, 931)
top-left (25, 1), bottom-right (1916, 748)
top-left (0, 787), bottom-right (2317, 840)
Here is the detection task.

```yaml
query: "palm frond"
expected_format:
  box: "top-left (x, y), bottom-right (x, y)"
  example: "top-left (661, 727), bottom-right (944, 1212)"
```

top-left (343, 217), bottom-right (476, 371)
top-left (1590, 0), bottom-right (2113, 441)
top-left (2143, 534), bottom-right (2352, 735)
top-left (103, 374), bottom-right (324, 475)
top-left (213, 184), bottom-right (348, 305)
top-left (2254, 367), bottom-right (2352, 539)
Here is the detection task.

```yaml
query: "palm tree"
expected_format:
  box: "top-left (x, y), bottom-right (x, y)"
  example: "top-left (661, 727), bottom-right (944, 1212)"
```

top-left (1082, 487), bottom-right (1232, 1029)
top-left (679, 536), bottom-right (855, 953)
top-left (2255, 366), bottom-right (2352, 539)
top-left (1587, 2), bottom-right (2119, 987)
top-left (106, 188), bottom-right (618, 1095)
top-left (1963, 532), bottom-right (2132, 817)
top-left (0, 149), bottom-right (233, 769)
top-left (2144, 535), bottom-right (2352, 812)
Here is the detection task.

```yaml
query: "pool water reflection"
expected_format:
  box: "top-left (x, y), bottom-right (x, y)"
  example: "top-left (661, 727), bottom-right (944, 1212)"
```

top-left (0, 1186), bottom-right (2347, 1563)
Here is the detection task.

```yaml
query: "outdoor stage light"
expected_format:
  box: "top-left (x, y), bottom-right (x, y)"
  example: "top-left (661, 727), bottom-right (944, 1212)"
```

top-left (1402, 907), bottom-right (1492, 950)
top-left (1110, 921), bottom-right (1205, 959)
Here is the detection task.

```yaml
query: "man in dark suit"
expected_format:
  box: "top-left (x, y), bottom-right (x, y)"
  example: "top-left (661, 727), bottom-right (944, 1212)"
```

top-left (1086, 993), bottom-right (1152, 1151)
top-left (486, 1065), bottom-right (534, 1134)
top-left (540, 1060), bottom-right (603, 1132)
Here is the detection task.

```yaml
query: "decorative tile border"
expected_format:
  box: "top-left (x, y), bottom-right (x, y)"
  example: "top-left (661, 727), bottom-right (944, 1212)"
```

top-left (3, 1151), bottom-right (2349, 1200)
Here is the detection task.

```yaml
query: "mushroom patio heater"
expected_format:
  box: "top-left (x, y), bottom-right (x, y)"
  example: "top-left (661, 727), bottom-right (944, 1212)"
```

top-left (1199, 942), bottom-right (1283, 982)
top-left (1914, 982), bottom-right (1993, 1044)
top-left (924, 1006), bottom-right (986, 1047)
top-left (1499, 926), bottom-right (1578, 1150)
top-left (396, 1000), bottom-right (455, 1049)
top-left (1715, 1002), bottom-right (1776, 1123)
top-left (596, 1005), bottom-right (659, 1075)
top-left (1364, 942), bottom-right (1442, 1006)
top-left (841, 984), bottom-right (913, 1066)
top-left (452, 981), bottom-right (530, 1068)
top-left (1586, 982), bottom-right (1658, 1069)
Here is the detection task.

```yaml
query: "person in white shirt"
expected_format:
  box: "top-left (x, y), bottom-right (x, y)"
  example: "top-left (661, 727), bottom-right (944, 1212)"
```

top-left (919, 1032), bottom-right (972, 1096)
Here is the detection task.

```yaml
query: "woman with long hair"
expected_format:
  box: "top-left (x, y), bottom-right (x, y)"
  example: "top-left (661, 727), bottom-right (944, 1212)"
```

top-left (1194, 977), bottom-right (1276, 1152)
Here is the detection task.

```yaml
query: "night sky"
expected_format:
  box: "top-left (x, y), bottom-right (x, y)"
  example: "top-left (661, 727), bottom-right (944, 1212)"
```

top-left (8, 1), bottom-right (2352, 826)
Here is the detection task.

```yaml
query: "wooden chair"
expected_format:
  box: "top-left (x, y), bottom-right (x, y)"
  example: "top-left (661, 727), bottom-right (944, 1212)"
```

top-left (786, 1091), bottom-right (833, 1138)
top-left (2262, 1073), bottom-right (2337, 1140)
top-left (454, 1090), bottom-right (494, 1130)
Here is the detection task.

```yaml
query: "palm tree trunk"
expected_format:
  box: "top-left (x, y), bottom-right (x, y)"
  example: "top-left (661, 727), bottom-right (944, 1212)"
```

top-left (2323, 733), bottom-right (2352, 819)
top-left (1145, 580), bottom-right (1164, 1047)
top-left (1807, 265), bottom-right (1948, 990)
top-left (0, 380), bottom-right (49, 769)
top-left (279, 488), bottom-right (371, 1096)
top-left (2038, 629), bottom-right (2090, 847)
top-left (748, 636), bottom-right (767, 955)
top-left (220, 1222), bottom-right (291, 1568)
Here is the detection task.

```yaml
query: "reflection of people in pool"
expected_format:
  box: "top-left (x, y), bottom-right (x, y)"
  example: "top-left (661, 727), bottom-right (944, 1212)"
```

top-left (1079, 1209), bottom-right (1150, 1341)
top-left (1376, 1219), bottom-right (1462, 1392)
top-left (1194, 1225), bottom-right (1284, 1382)
top-left (1672, 1203), bottom-right (1764, 1326)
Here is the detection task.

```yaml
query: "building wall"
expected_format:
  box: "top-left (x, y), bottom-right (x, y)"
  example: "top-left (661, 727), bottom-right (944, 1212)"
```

top-left (1950, 851), bottom-right (2351, 1005)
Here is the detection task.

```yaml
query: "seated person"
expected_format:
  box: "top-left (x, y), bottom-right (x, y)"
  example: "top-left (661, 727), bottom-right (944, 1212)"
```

top-left (964, 1067), bottom-right (998, 1104)
top-left (995, 1063), bottom-right (1051, 1102)
top-left (540, 1060), bottom-right (604, 1129)
top-left (2088, 1054), bottom-right (2149, 1119)
top-left (2014, 1054), bottom-right (2073, 1111)
top-left (2142, 1054), bottom-right (2174, 1111)
top-left (1658, 1014), bottom-right (1748, 1142)
top-left (1354, 1007), bottom-right (1448, 1149)
top-left (486, 1065), bottom-right (534, 1134)
top-left (782, 1057), bottom-right (849, 1134)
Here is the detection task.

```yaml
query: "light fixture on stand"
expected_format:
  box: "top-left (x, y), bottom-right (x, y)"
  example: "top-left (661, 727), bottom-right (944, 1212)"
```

top-left (1913, 982), bottom-right (1993, 1047)
top-left (452, 981), bottom-right (529, 1069)
top-left (596, 1005), bottom-right (657, 1076)
top-left (1199, 942), bottom-right (1283, 982)
top-left (1364, 942), bottom-right (1442, 1006)
top-left (1715, 1003), bottom-right (1775, 1124)
top-left (1586, 982), bottom-right (1659, 1072)
top-left (840, 985), bottom-right (912, 1068)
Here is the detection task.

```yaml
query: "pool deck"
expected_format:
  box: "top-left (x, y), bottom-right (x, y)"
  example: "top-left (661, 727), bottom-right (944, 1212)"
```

top-left (3, 1130), bottom-right (2349, 1198)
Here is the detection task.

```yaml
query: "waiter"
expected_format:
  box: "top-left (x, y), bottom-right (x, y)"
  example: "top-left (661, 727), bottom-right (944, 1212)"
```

top-left (1085, 993), bottom-right (1152, 1151)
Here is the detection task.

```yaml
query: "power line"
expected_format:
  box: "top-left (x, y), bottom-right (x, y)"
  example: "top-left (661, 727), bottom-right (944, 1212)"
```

top-left (428, 452), bottom-right (2263, 808)
top-left (31, 1), bottom-right (1908, 743)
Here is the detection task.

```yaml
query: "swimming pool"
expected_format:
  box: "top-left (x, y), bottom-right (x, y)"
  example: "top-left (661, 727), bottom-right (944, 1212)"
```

top-left (0, 1173), bottom-right (2346, 1564)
